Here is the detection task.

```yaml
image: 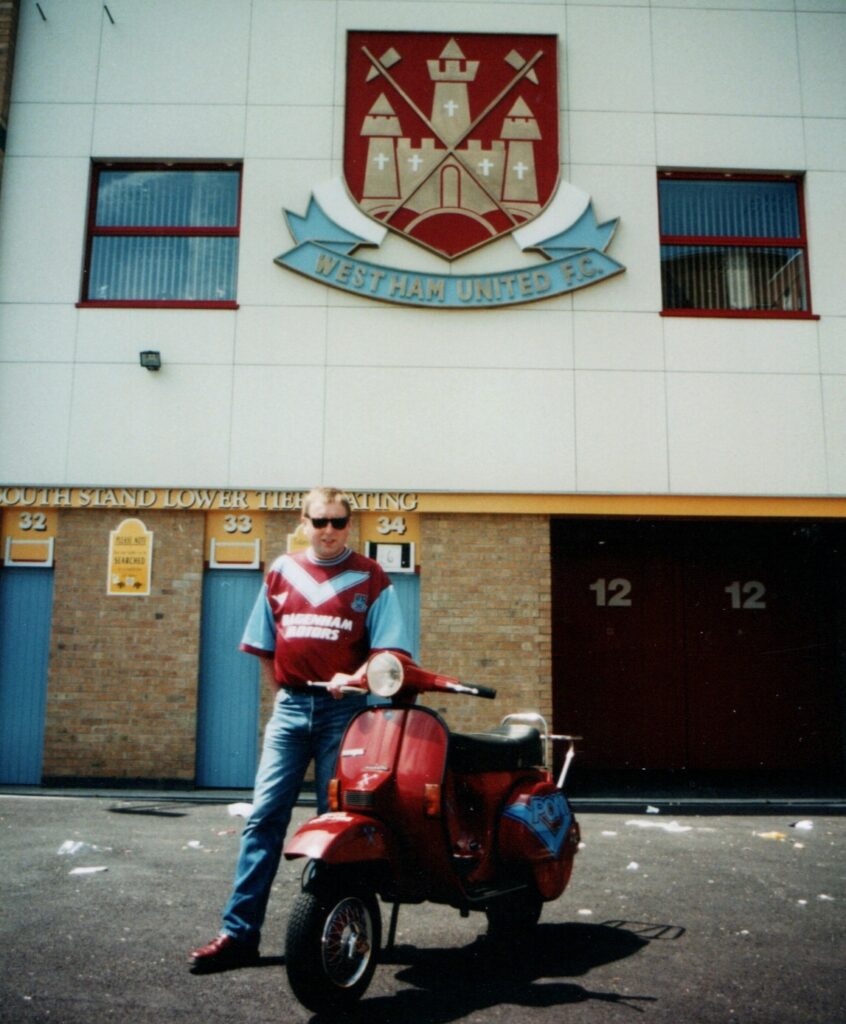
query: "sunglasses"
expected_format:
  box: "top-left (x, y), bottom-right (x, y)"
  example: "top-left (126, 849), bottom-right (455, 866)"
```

top-left (306, 515), bottom-right (350, 530)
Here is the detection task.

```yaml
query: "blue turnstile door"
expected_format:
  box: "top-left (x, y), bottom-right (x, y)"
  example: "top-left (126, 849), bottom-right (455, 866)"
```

top-left (196, 570), bottom-right (262, 788)
top-left (390, 572), bottom-right (420, 662)
top-left (196, 569), bottom-right (421, 786)
top-left (0, 568), bottom-right (55, 784)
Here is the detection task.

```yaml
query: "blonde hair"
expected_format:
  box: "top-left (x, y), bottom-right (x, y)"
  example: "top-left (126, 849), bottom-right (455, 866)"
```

top-left (302, 487), bottom-right (352, 518)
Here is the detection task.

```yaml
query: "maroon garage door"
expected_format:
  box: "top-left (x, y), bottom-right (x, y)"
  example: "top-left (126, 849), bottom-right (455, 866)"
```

top-left (551, 519), bottom-right (844, 790)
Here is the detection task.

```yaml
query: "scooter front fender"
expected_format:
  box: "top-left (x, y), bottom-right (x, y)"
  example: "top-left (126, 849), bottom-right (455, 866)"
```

top-left (283, 812), bottom-right (393, 865)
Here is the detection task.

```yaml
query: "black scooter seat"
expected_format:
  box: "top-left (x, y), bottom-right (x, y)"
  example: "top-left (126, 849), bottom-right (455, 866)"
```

top-left (449, 724), bottom-right (543, 774)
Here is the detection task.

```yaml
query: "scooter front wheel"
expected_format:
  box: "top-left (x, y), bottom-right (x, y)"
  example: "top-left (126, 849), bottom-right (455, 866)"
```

top-left (285, 880), bottom-right (382, 1014)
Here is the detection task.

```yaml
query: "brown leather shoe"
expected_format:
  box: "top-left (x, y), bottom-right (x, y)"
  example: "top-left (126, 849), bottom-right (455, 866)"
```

top-left (189, 933), bottom-right (260, 974)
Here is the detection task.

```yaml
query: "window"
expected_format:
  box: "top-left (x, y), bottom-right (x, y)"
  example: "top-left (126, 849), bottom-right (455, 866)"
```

top-left (80, 163), bottom-right (241, 308)
top-left (658, 172), bottom-right (814, 318)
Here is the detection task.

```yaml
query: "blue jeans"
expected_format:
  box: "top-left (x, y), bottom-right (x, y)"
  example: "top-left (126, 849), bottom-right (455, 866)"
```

top-left (221, 687), bottom-right (366, 944)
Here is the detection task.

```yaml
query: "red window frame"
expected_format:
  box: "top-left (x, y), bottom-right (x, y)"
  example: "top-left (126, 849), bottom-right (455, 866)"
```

top-left (78, 161), bottom-right (242, 310)
top-left (658, 171), bottom-right (817, 320)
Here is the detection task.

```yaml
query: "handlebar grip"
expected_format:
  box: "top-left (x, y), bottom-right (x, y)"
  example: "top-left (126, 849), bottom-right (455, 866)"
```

top-left (470, 684), bottom-right (497, 700)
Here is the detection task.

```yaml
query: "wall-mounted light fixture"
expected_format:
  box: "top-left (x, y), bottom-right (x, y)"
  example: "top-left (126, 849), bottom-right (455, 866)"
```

top-left (139, 350), bottom-right (162, 371)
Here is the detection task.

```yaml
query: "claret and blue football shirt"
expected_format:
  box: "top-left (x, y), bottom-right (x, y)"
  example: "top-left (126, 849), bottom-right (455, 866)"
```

top-left (240, 547), bottom-right (409, 686)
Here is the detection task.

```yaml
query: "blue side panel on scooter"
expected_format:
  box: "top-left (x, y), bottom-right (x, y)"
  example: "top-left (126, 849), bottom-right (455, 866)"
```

top-left (502, 790), bottom-right (573, 858)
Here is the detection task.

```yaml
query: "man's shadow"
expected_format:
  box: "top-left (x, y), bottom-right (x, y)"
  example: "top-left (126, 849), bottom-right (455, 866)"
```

top-left (310, 919), bottom-right (683, 1023)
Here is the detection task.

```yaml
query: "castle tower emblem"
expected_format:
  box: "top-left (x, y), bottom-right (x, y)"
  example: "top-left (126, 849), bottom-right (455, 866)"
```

top-left (344, 32), bottom-right (559, 260)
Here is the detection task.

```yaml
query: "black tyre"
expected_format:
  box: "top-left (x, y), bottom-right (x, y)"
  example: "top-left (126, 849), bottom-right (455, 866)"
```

top-left (484, 889), bottom-right (543, 943)
top-left (285, 880), bottom-right (381, 1014)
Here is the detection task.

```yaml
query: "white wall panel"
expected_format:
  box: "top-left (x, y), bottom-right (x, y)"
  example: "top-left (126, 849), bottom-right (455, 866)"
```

top-left (95, 0), bottom-right (250, 105)
top-left (92, 105), bottom-right (247, 159)
top-left (805, 118), bottom-right (846, 172)
top-left (797, 0), bottom-right (846, 11)
top-left (245, 107), bottom-right (334, 160)
top-left (655, 114), bottom-right (806, 172)
top-left (0, 365), bottom-right (73, 483)
top-left (323, 366), bottom-right (576, 492)
top-left (575, 371), bottom-right (669, 493)
top-left (667, 373), bottom-right (828, 494)
top-left (574, 312), bottom-right (663, 371)
top-left (0, 305), bottom-right (77, 363)
top-left (822, 375), bottom-right (846, 492)
top-left (326, 307), bottom-right (573, 369)
top-left (250, 0), bottom-right (337, 106)
top-left (664, 319), bottom-right (821, 376)
top-left (75, 310), bottom-right (236, 366)
top-left (820, 318), bottom-right (846, 376)
top-left (6, 103), bottom-right (94, 157)
top-left (9, 1), bottom-right (101, 103)
top-left (565, 6), bottom-right (654, 113)
top-left (652, 10), bottom-right (802, 116)
top-left (66, 364), bottom-right (233, 486)
top-left (0, 158), bottom-right (89, 303)
top-left (797, 14), bottom-right (846, 119)
top-left (229, 365), bottom-right (327, 488)
top-left (568, 111), bottom-right (656, 168)
top-left (805, 172), bottom-right (846, 316)
top-left (652, 0), bottom-right (793, 8)
top-left (235, 307), bottom-right (328, 366)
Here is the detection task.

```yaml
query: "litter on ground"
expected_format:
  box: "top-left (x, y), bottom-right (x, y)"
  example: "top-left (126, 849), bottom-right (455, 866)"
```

top-left (228, 803), bottom-right (253, 818)
top-left (57, 840), bottom-right (111, 856)
top-left (626, 819), bottom-right (692, 833)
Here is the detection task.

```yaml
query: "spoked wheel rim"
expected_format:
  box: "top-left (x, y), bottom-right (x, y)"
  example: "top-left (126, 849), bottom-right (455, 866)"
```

top-left (320, 896), bottom-right (375, 989)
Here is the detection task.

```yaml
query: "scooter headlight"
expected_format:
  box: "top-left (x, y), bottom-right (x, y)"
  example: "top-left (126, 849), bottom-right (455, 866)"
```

top-left (366, 651), bottom-right (404, 698)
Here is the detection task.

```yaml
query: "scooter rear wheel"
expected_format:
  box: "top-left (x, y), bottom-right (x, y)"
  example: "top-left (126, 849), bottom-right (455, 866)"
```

top-left (285, 881), bottom-right (381, 1014)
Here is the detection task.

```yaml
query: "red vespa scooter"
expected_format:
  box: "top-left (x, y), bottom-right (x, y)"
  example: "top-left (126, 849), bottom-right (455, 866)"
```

top-left (283, 651), bottom-right (581, 1015)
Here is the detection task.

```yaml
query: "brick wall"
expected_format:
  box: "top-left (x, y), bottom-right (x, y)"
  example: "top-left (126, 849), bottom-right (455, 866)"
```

top-left (38, 508), bottom-right (553, 781)
top-left (420, 514), bottom-right (552, 736)
top-left (43, 510), bottom-right (205, 782)
top-left (0, 0), bottom-right (19, 188)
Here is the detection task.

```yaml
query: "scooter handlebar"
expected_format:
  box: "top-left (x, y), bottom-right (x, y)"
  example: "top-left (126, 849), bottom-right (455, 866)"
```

top-left (441, 680), bottom-right (497, 700)
top-left (306, 681), bottom-right (368, 695)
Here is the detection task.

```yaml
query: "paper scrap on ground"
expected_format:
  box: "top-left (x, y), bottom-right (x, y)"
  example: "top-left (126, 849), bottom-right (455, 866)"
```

top-left (228, 803), bottom-right (254, 818)
top-left (626, 819), bottom-right (692, 833)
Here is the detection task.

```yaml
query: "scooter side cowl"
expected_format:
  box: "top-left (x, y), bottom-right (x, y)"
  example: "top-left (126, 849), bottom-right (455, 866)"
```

top-left (499, 780), bottom-right (580, 899)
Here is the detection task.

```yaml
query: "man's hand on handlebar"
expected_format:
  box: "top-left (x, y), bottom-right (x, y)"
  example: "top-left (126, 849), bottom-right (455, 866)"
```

top-left (326, 671), bottom-right (366, 699)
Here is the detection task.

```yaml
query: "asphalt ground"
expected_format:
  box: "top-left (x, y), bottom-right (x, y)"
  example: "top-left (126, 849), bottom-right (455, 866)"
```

top-left (1, 793), bottom-right (844, 1024)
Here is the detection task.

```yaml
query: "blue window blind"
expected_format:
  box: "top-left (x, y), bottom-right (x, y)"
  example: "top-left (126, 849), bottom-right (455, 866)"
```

top-left (82, 165), bottom-right (241, 306)
top-left (659, 179), bottom-right (800, 239)
top-left (658, 175), bottom-right (811, 316)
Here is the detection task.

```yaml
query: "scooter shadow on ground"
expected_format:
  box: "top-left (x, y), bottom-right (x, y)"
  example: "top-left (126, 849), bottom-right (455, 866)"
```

top-left (308, 919), bottom-right (679, 1023)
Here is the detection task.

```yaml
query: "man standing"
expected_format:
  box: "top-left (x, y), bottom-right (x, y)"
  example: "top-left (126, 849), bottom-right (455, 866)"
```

top-left (189, 487), bottom-right (410, 972)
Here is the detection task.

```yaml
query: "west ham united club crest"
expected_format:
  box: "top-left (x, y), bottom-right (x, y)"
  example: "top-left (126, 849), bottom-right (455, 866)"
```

top-left (276, 31), bottom-right (625, 309)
